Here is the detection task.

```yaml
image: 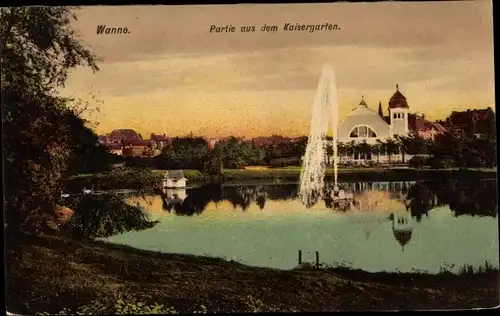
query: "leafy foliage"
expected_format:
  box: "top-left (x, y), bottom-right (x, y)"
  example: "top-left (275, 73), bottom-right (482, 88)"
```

top-left (408, 156), bottom-right (427, 169)
top-left (2, 7), bottom-right (157, 236)
top-left (66, 168), bottom-right (162, 192)
top-left (155, 137), bottom-right (210, 170)
top-left (1, 7), bottom-right (102, 232)
top-left (62, 193), bottom-right (157, 239)
top-left (214, 137), bottom-right (265, 169)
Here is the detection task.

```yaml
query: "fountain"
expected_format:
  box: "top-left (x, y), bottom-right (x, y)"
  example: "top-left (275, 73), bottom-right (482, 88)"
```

top-left (299, 65), bottom-right (343, 207)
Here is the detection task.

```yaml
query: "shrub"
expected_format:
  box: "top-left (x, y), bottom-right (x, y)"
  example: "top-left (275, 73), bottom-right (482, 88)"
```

top-left (429, 157), bottom-right (456, 169)
top-left (124, 156), bottom-right (154, 169)
top-left (269, 158), bottom-right (301, 168)
top-left (66, 168), bottom-right (162, 192)
top-left (409, 156), bottom-right (427, 169)
top-left (62, 193), bottom-right (158, 239)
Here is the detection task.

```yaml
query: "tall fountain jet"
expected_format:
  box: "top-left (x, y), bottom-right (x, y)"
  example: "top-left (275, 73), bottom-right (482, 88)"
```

top-left (298, 64), bottom-right (339, 207)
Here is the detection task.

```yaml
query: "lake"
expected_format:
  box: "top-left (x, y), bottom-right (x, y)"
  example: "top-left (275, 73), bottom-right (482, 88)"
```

top-left (104, 179), bottom-right (499, 274)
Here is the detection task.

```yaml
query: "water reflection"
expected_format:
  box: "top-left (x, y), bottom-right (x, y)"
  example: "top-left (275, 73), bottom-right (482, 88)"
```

top-left (109, 179), bottom-right (498, 273)
top-left (158, 179), bottom-right (498, 219)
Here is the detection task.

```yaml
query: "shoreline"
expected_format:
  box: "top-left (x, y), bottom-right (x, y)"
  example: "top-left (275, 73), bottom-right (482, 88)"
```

top-left (66, 167), bottom-right (497, 191)
top-left (6, 231), bottom-right (499, 314)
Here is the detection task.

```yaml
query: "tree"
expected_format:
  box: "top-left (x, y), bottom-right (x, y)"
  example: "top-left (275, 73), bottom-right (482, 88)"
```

top-left (429, 131), bottom-right (465, 168)
top-left (159, 137), bottom-right (210, 170)
top-left (378, 101), bottom-right (383, 117)
top-left (344, 140), bottom-right (356, 162)
top-left (325, 143), bottom-right (334, 166)
top-left (396, 135), bottom-right (411, 164)
top-left (384, 138), bottom-right (399, 163)
top-left (374, 139), bottom-right (385, 164)
top-left (399, 133), bottom-right (429, 157)
top-left (337, 141), bottom-right (346, 163)
top-left (358, 140), bottom-right (372, 161)
top-left (2, 7), bottom-right (100, 232)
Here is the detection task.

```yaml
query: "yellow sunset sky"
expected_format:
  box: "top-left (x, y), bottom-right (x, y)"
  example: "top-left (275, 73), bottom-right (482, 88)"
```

top-left (61, 1), bottom-right (495, 138)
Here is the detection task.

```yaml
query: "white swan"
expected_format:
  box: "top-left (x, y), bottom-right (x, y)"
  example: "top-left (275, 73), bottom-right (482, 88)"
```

top-left (60, 191), bottom-right (70, 198)
top-left (82, 185), bottom-right (94, 194)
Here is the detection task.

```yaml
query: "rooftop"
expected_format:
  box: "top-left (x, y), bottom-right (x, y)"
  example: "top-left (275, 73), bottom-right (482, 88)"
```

top-left (165, 170), bottom-right (186, 180)
top-left (388, 84), bottom-right (409, 109)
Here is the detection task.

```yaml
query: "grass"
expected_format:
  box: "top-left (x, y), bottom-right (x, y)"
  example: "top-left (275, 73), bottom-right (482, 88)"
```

top-left (5, 231), bottom-right (499, 314)
top-left (219, 167), bottom-right (496, 182)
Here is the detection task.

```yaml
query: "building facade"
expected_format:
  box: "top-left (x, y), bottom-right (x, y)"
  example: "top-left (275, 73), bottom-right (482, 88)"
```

top-left (336, 85), bottom-right (446, 164)
top-left (98, 129), bottom-right (156, 157)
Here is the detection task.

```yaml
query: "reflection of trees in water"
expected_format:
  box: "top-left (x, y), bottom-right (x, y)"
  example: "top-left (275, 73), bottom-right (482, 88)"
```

top-left (406, 179), bottom-right (497, 219)
top-left (405, 182), bottom-right (432, 222)
top-left (160, 184), bottom-right (295, 216)
top-left (159, 180), bottom-right (497, 218)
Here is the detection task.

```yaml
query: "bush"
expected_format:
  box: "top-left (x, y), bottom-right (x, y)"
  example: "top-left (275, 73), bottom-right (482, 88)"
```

top-left (124, 156), bottom-right (154, 169)
top-left (66, 168), bottom-right (162, 192)
top-left (269, 158), bottom-right (301, 168)
top-left (409, 156), bottom-right (427, 169)
top-left (62, 193), bottom-right (158, 239)
top-left (429, 157), bottom-right (456, 169)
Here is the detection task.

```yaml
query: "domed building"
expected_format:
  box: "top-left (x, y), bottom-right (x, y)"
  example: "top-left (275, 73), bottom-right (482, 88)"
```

top-left (336, 85), bottom-right (446, 163)
top-left (338, 84), bottom-right (410, 144)
top-left (338, 95), bottom-right (394, 144)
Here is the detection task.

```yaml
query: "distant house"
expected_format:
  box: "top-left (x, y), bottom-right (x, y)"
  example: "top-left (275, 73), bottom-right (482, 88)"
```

top-left (121, 142), bottom-right (153, 158)
top-left (440, 107), bottom-right (495, 136)
top-left (109, 129), bottom-right (142, 144)
top-left (107, 143), bottom-right (124, 155)
top-left (162, 170), bottom-right (187, 189)
top-left (98, 135), bottom-right (123, 155)
top-left (98, 129), bottom-right (157, 157)
top-left (407, 114), bottom-right (447, 140)
top-left (150, 133), bottom-right (169, 150)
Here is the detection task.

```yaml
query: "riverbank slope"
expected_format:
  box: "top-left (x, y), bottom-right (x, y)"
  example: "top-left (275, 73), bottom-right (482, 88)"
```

top-left (6, 231), bottom-right (499, 314)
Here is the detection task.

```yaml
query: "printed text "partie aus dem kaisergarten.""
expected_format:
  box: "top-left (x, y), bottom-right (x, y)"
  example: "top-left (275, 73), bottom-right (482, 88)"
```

top-left (209, 23), bottom-right (340, 33)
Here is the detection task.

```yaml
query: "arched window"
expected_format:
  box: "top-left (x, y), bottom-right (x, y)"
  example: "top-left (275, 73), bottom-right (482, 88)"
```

top-left (350, 125), bottom-right (377, 138)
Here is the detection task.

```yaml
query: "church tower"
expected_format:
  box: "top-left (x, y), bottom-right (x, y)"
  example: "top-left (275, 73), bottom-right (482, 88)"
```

top-left (388, 84), bottom-right (409, 137)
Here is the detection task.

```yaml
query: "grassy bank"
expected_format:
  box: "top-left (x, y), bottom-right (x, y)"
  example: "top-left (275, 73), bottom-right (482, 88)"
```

top-left (5, 231), bottom-right (499, 314)
top-left (212, 167), bottom-right (495, 183)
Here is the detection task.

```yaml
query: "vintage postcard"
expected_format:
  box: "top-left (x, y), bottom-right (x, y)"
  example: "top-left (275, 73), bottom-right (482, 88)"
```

top-left (3, 1), bottom-right (498, 314)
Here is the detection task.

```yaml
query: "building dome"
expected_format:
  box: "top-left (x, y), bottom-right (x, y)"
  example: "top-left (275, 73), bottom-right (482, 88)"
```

top-left (392, 211), bottom-right (413, 252)
top-left (389, 84), bottom-right (409, 109)
top-left (338, 96), bottom-right (391, 140)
